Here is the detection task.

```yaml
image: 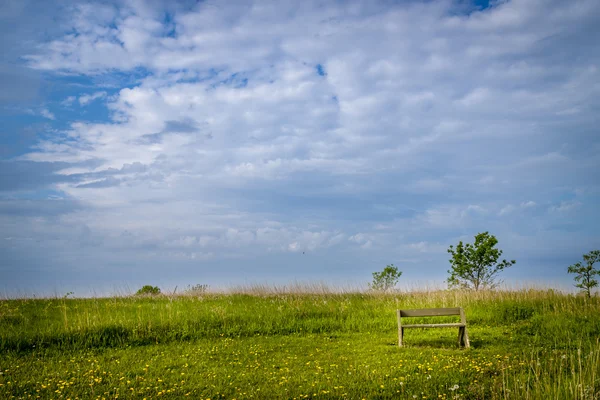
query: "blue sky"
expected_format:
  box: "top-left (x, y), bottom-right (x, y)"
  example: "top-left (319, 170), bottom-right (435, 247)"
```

top-left (1, 0), bottom-right (599, 296)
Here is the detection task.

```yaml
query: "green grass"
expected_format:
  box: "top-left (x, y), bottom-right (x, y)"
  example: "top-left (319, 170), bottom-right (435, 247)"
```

top-left (1, 288), bottom-right (599, 399)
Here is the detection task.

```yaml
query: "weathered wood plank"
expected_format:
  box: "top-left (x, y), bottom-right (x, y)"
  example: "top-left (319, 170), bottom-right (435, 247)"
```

top-left (399, 308), bottom-right (462, 317)
top-left (402, 323), bottom-right (465, 328)
top-left (397, 310), bottom-right (403, 347)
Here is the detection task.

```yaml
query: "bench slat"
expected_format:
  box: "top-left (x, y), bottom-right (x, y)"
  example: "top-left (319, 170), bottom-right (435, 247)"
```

top-left (399, 308), bottom-right (462, 317)
top-left (402, 323), bottom-right (465, 328)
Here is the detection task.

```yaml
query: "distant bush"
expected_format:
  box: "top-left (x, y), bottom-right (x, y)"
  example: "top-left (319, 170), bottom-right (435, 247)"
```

top-left (135, 285), bottom-right (161, 296)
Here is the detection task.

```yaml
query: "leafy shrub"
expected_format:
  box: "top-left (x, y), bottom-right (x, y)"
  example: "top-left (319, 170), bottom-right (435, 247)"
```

top-left (135, 285), bottom-right (161, 296)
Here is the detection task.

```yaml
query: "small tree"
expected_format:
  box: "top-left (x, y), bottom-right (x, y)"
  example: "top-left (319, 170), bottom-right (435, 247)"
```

top-left (135, 285), bottom-right (161, 296)
top-left (370, 264), bottom-right (402, 292)
top-left (568, 250), bottom-right (600, 298)
top-left (447, 232), bottom-right (515, 291)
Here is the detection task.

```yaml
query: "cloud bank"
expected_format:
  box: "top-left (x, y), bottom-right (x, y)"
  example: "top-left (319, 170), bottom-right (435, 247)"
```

top-left (1, 0), bottom-right (599, 294)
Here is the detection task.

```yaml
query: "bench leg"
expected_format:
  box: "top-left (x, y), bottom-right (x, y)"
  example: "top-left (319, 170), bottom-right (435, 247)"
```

top-left (458, 327), bottom-right (471, 348)
top-left (463, 327), bottom-right (470, 349)
top-left (397, 310), bottom-right (403, 347)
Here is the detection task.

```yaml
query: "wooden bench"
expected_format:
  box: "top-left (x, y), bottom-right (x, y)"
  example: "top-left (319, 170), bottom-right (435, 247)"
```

top-left (396, 307), bottom-right (470, 348)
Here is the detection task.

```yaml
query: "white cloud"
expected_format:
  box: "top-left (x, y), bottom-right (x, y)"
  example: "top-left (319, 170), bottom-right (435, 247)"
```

top-left (349, 233), bottom-right (374, 249)
top-left (2, 0), bottom-right (599, 289)
top-left (79, 91), bottom-right (107, 106)
top-left (499, 205), bottom-right (515, 216)
top-left (457, 87), bottom-right (491, 107)
top-left (61, 96), bottom-right (76, 107)
top-left (406, 241), bottom-right (446, 254)
top-left (40, 108), bottom-right (55, 120)
top-left (521, 201), bottom-right (536, 208)
top-left (550, 201), bottom-right (582, 213)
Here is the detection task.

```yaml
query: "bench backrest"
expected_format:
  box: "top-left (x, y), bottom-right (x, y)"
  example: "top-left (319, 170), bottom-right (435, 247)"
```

top-left (398, 307), bottom-right (466, 323)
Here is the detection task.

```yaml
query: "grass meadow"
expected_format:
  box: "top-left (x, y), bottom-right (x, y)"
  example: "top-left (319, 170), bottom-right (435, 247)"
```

top-left (1, 286), bottom-right (599, 399)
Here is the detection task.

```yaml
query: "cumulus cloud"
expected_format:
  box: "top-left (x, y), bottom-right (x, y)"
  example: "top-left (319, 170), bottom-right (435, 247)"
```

top-left (1, 0), bottom-right (599, 292)
top-left (349, 233), bottom-right (374, 249)
top-left (40, 108), bottom-right (55, 120)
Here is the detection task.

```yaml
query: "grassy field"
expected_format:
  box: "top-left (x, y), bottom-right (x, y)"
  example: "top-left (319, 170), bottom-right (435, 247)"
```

top-left (1, 287), bottom-right (599, 399)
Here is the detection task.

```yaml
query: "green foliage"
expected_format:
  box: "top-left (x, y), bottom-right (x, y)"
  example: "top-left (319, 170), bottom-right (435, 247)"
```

top-left (369, 264), bottom-right (402, 292)
top-left (447, 232), bottom-right (515, 291)
top-left (135, 285), bottom-right (161, 296)
top-left (568, 249), bottom-right (600, 298)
